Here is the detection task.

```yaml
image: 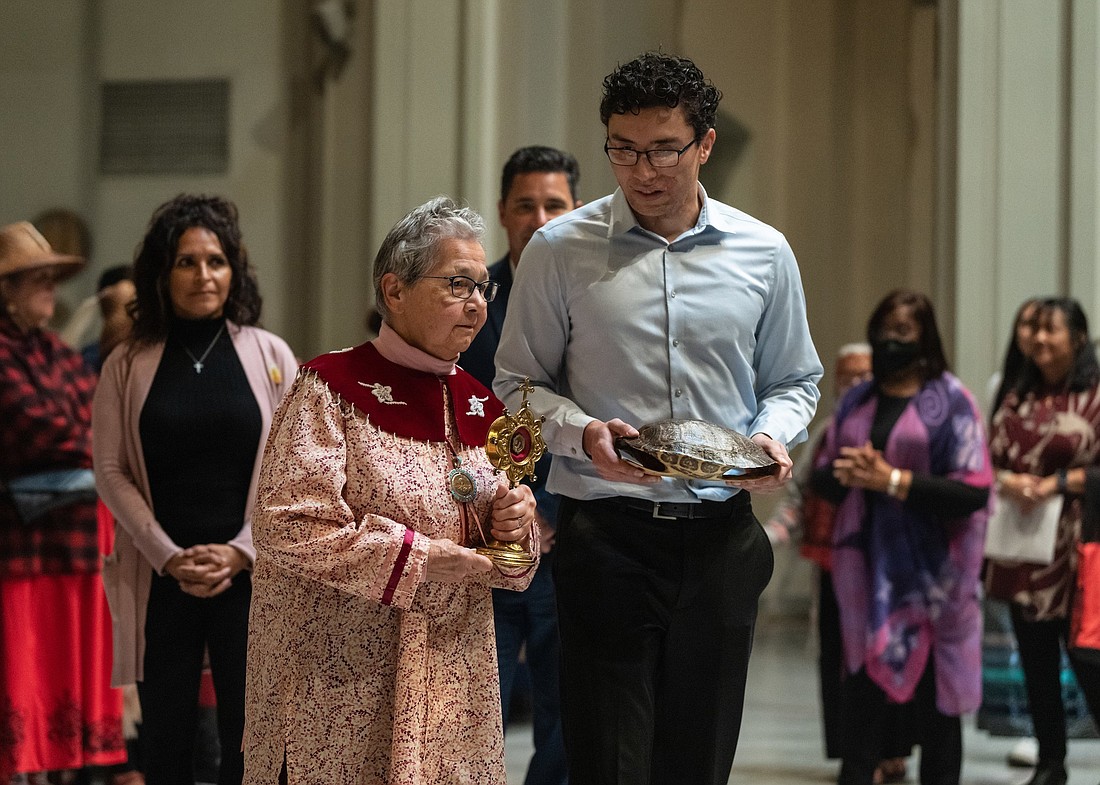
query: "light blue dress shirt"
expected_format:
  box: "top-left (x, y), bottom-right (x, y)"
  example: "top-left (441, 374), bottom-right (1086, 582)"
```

top-left (494, 185), bottom-right (823, 503)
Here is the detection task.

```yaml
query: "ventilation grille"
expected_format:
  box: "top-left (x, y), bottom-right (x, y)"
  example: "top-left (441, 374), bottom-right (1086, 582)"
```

top-left (99, 79), bottom-right (230, 175)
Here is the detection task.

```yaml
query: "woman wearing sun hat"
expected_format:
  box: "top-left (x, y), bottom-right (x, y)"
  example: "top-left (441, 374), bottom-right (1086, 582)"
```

top-left (0, 221), bottom-right (128, 783)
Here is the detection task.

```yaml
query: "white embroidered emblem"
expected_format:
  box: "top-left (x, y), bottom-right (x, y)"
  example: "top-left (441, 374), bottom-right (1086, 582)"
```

top-left (466, 395), bottom-right (489, 417)
top-left (358, 382), bottom-right (407, 405)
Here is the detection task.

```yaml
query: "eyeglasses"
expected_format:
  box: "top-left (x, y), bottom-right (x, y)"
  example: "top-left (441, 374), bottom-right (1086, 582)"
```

top-left (604, 138), bottom-right (699, 167)
top-left (422, 275), bottom-right (499, 302)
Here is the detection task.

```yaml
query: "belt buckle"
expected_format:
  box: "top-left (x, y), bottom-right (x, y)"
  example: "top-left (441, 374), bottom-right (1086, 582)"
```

top-left (651, 502), bottom-right (678, 521)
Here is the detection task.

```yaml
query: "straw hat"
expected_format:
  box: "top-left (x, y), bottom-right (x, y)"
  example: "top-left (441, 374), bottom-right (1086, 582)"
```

top-left (0, 221), bottom-right (85, 281)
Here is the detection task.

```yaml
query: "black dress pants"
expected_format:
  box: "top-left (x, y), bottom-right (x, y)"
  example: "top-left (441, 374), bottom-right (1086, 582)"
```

top-left (818, 569), bottom-right (846, 759)
top-left (837, 658), bottom-right (959, 785)
top-left (553, 494), bottom-right (773, 785)
top-left (819, 571), bottom-right (912, 763)
top-left (138, 570), bottom-right (251, 785)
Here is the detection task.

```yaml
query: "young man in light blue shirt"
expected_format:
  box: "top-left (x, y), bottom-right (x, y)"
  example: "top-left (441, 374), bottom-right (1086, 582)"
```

top-left (495, 52), bottom-right (822, 785)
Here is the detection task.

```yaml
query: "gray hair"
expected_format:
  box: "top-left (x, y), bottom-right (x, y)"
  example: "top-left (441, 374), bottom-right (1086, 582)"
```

top-left (372, 196), bottom-right (486, 320)
top-left (837, 342), bottom-right (871, 359)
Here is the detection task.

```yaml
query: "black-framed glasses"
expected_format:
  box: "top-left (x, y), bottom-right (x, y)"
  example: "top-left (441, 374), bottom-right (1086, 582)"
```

top-left (604, 138), bottom-right (699, 167)
top-left (422, 275), bottom-right (499, 302)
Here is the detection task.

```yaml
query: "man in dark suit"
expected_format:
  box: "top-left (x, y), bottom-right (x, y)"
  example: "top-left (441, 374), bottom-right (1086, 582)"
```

top-left (461, 146), bottom-right (580, 785)
top-left (462, 147), bottom-right (580, 387)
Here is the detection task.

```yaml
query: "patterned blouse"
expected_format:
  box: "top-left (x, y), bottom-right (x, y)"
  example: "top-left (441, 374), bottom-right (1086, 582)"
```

top-left (244, 331), bottom-right (538, 784)
top-left (986, 384), bottom-right (1100, 621)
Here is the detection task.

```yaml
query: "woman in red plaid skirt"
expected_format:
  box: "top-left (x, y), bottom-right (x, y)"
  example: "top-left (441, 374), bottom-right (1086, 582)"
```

top-left (0, 221), bottom-right (126, 782)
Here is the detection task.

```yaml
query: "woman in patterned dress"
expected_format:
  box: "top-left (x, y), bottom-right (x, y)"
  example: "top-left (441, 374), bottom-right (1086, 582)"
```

top-left (986, 297), bottom-right (1100, 785)
top-left (243, 197), bottom-right (538, 784)
top-left (0, 221), bottom-right (126, 782)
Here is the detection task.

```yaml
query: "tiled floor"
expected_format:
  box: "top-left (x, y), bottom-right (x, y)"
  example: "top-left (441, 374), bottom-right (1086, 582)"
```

top-left (505, 605), bottom-right (1100, 784)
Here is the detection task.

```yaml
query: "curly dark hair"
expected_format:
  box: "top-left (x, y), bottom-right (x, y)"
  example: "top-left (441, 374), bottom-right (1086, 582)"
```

top-left (129, 194), bottom-right (262, 344)
top-left (600, 52), bottom-right (722, 138)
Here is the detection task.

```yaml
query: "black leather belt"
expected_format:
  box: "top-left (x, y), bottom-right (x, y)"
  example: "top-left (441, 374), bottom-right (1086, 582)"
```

top-left (594, 495), bottom-right (745, 521)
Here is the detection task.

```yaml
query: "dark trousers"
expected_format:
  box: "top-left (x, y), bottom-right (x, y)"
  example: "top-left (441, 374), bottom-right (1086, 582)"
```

top-left (554, 494), bottom-right (772, 785)
top-left (819, 571), bottom-right (912, 763)
top-left (1010, 605), bottom-right (1100, 767)
top-left (818, 569), bottom-right (845, 759)
top-left (494, 549), bottom-right (568, 785)
top-left (837, 660), bottom-right (959, 785)
top-left (138, 571), bottom-right (251, 785)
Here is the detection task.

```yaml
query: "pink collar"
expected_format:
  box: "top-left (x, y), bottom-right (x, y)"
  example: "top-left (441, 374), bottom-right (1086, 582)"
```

top-left (374, 321), bottom-right (457, 376)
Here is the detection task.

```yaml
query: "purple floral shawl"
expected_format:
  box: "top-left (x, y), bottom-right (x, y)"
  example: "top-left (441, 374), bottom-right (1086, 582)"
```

top-left (818, 373), bottom-right (991, 713)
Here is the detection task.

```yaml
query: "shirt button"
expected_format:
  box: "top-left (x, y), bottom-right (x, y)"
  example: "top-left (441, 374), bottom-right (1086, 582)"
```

top-left (670, 291), bottom-right (677, 298)
top-left (672, 339), bottom-right (680, 347)
top-left (675, 388), bottom-right (683, 398)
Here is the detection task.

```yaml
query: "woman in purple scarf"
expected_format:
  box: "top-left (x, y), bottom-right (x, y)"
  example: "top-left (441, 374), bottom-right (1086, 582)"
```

top-left (812, 290), bottom-right (992, 785)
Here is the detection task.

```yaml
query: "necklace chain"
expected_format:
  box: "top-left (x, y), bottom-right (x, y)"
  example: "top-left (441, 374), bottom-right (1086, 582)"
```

top-left (181, 324), bottom-right (225, 374)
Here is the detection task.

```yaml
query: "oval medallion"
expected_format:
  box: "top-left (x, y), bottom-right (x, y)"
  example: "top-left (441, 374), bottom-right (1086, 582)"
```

top-left (448, 466), bottom-right (477, 503)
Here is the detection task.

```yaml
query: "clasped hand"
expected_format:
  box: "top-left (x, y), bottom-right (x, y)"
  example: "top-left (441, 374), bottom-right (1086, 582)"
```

top-left (832, 442), bottom-right (892, 492)
top-left (999, 470), bottom-right (1056, 514)
top-left (164, 543), bottom-right (248, 598)
top-left (425, 482), bottom-right (536, 583)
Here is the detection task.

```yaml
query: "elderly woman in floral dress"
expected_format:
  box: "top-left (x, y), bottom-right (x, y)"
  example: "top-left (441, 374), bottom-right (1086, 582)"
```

top-left (243, 197), bottom-right (538, 784)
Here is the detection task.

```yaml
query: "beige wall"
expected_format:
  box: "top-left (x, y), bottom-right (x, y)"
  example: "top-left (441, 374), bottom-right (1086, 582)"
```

top-left (0, 0), bottom-right (294, 351)
top-left (0, 1), bottom-right (96, 304)
top-left (684, 0), bottom-right (934, 411)
top-left (93, 0), bottom-right (292, 343)
top-left (2, 0), bottom-right (1097, 391)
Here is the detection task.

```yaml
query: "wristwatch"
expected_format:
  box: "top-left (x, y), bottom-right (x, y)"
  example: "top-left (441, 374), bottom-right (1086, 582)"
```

top-left (1057, 468), bottom-right (1068, 494)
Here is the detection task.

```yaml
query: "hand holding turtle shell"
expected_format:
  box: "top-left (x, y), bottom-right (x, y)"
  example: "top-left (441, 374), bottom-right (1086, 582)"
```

top-left (583, 418), bottom-right (662, 485)
top-left (488, 481), bottom-right (536, 544)
top-left (724, 433), bottom-right (792, 492)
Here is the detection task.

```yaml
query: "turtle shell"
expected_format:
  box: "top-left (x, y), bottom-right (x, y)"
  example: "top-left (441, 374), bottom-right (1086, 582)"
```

top-left (614, 418), bottom-right (778, 480)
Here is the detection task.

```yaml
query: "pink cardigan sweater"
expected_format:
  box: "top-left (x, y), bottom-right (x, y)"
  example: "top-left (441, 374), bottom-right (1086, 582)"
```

top-left (92, 323), bottom-right (297, 685)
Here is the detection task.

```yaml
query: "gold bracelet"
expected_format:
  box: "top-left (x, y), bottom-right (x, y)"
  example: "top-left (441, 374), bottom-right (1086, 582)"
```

top-left (887, 467), bottom-right (902, 497)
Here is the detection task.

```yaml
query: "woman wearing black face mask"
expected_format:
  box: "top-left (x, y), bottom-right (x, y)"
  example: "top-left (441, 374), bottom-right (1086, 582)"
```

top-left (810, 289), bottom-right (993, 785)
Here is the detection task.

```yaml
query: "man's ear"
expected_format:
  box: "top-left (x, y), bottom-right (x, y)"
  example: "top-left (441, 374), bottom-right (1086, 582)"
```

top-left (498, 199), bottom-right (507, 227)
top-left (698, 127), bottom-right (717, 165)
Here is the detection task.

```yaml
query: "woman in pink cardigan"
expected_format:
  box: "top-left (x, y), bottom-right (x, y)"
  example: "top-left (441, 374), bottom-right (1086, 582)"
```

top-left (93, 195), bottom-right (296, 785)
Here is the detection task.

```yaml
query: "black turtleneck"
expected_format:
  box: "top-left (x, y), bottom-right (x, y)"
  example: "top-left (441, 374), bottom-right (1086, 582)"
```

top-left (139, 317), bottom-right (262, 548)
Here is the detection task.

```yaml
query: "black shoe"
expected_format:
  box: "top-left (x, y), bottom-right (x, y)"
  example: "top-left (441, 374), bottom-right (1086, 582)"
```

top-left (1024, 762), bottom-right (1067, 785)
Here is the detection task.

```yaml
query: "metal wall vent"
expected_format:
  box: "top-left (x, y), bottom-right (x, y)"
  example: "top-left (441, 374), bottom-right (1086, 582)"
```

top-left (99, 79), bottom-right (230, 175)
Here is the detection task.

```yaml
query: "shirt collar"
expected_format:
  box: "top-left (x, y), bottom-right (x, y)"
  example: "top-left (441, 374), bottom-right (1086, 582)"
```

top-left (607, 183), bottom-right (731, 243)
top-left (374, 320), bottom-right (457, 376)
